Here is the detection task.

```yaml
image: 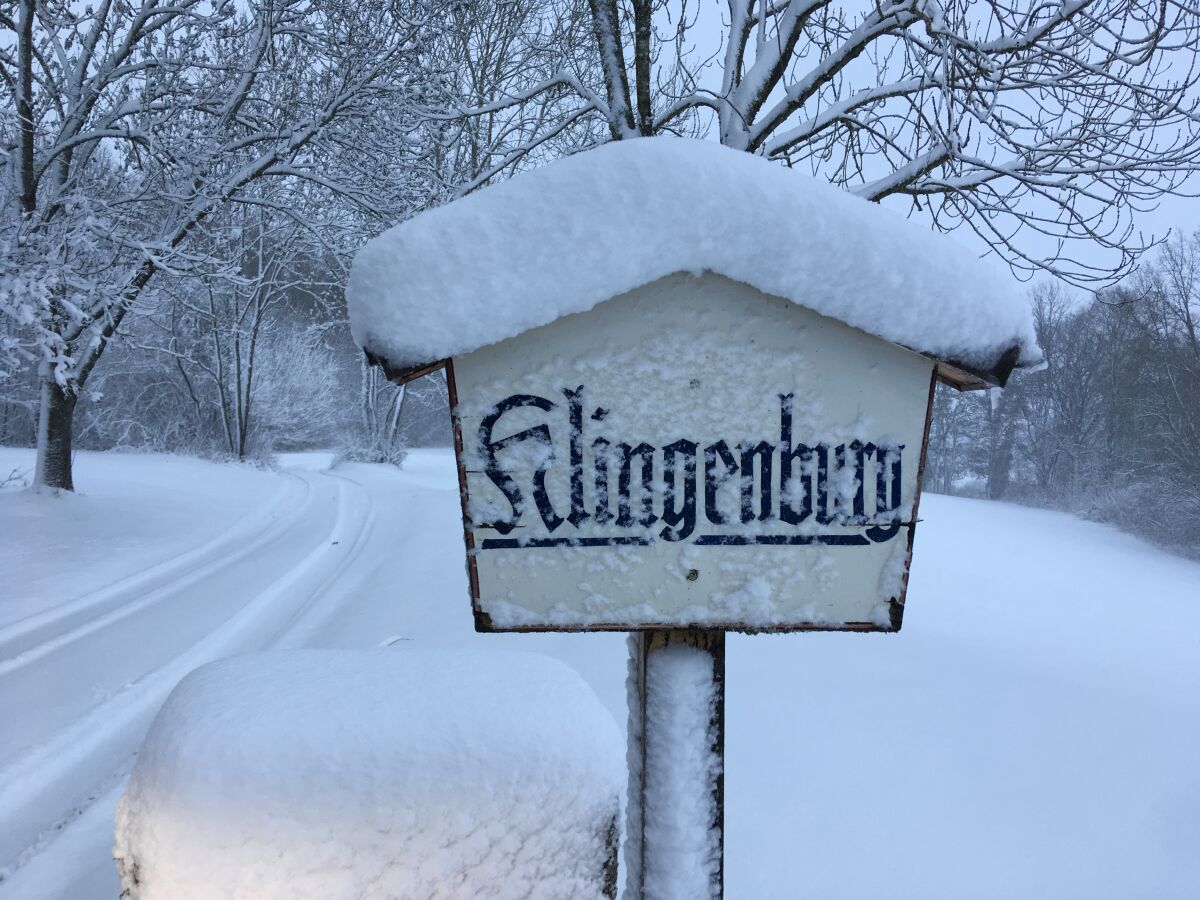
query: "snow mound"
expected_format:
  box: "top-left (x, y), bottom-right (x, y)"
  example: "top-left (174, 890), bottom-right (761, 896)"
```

top-left (348, 138), bottom-right (1037, 375)
top-left (114, 648), bottom-right (622, 900)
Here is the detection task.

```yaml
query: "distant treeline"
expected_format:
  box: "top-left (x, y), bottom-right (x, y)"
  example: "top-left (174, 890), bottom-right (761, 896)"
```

top-left (0, 270), bottom-right (453, 467)
top-left (927, 233), bottom-right (1200, 557)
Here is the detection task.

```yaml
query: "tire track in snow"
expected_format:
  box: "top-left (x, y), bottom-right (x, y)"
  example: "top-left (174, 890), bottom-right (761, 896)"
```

top-left (0, 468), bottom-right (376, 878)
top-left (0, 471), bottom-right (309, 664)
top-left (263, 467), bottom-right (383, 649)
top-left (0, 475), bottom-right (337, 771)
top-left (280, 460), bottom-right (465, 650)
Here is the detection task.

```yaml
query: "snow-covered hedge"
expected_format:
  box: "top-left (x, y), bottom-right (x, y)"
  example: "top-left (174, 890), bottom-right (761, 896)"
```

top-left (115, 648), bottom-right (622, 899)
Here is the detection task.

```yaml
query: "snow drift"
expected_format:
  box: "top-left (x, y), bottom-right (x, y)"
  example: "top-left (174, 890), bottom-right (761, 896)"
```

top-left (114, 648), bottom-right (622, 900)
top-left (348, 138), bottom-right (1038, 376)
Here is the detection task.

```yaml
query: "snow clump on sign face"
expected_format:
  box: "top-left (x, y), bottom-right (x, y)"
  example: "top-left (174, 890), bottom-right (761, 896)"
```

top-left (114, 648), bottom-right (622, 900)
top-left (348, 137), bottom-right (1038, 375)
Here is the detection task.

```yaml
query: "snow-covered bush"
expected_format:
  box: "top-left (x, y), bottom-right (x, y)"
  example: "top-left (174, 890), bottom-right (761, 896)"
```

top-left (1082, 480), bottom-right (1200, 560)
top-left (115, 648), bottom-right (622, 899)
top-left (337, 433), bottom-right (409, 468)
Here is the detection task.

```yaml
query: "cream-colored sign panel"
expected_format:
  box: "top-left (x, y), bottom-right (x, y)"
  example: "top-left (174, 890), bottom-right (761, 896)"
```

top-left (451, 274), bottom-right (934, 631)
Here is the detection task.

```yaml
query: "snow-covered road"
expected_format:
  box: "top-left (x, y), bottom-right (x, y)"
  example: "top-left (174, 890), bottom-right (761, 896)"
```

top-left (0, 456), bottom-right (371, 890)
top-left (3, 449), bottom-right (1199, 898)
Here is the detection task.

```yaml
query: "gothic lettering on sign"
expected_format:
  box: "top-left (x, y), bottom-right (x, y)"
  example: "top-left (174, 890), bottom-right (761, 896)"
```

top-left (474, 387), bottom-right (906, 549)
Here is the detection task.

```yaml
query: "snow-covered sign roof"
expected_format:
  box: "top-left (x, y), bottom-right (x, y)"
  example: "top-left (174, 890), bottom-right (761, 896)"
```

top-left (348, 138), bottom-right (1038, 388)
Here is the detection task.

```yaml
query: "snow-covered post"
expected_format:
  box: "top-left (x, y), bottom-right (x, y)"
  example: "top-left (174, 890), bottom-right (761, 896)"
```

top-left (626, 630), bottom-right (725, 900)
top-left (115, 649), bottom-right (623, 899)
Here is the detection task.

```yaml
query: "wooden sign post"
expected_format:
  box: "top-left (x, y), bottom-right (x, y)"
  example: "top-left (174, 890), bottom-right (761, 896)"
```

top-left (351, 138), bottom-right (1033, 900)
top-left (625, 629), bottom-right (726, 897)
top-left (428, 273), bottom-right (944, 898)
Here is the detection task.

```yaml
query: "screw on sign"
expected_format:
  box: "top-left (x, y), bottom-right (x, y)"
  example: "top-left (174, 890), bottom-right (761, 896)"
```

top-left (347, 139), bottom-right (1039, 899)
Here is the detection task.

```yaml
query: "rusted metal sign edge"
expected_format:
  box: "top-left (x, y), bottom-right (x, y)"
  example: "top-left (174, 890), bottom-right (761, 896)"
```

top-left (446, 360), bottom-right (483, 608)
top-left (469, 617), bottom-right (902, 635)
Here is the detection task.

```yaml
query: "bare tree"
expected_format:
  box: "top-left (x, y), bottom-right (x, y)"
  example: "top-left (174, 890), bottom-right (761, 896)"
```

top-left (927, 243), bottom-right (1200, 553)
top-left (459, 1), bottom-right (1199, 282)
top-left (138, 195), bottom-right (343, 458)
top-left (926, 381), bottom-right (975, 493)
top-left (0, 0), bottom-right (441, 489)
top-left (1135, 232), bottom-right (1200, 488)
top-left (427, 0), bottom-right (608, 195)
top-left (330, 0), bottom-right (610, 461)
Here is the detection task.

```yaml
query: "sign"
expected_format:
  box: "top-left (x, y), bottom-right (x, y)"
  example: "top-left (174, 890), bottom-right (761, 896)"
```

top-left (448, 273), bottom-right (936, 632)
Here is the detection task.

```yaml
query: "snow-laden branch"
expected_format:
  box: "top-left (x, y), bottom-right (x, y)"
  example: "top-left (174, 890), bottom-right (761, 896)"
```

top-left (855, 142), bottom-right (956, 200)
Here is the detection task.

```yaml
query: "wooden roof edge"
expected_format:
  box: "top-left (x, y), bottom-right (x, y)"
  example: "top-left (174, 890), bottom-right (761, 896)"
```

top-left (932, 344), bottom-right (1024, 392)
top-left (363, 350), bottom-right (448, 386)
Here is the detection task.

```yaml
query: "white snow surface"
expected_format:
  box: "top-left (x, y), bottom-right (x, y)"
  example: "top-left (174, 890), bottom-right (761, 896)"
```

top-left (3, 447), bottom-right (1200, 899)
top-left (0, 451), bottom-right (287, 629)
top-left (348, 138), bottom-right (1038, 373)
top-left (114, 647), bottom-right (621, 900)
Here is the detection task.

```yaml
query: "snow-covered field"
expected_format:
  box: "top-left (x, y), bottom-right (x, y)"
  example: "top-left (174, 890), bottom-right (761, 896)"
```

top-left (2, 447), bottom-right (1198, 899)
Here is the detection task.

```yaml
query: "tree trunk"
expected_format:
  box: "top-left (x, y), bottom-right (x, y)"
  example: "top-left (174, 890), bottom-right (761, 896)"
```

top-left (34, 379), bottom-right (77, 491)
top-left (988, 434), bottom-right (1014, 500)
top-left (986, 390), bottom-right (1015, 500)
